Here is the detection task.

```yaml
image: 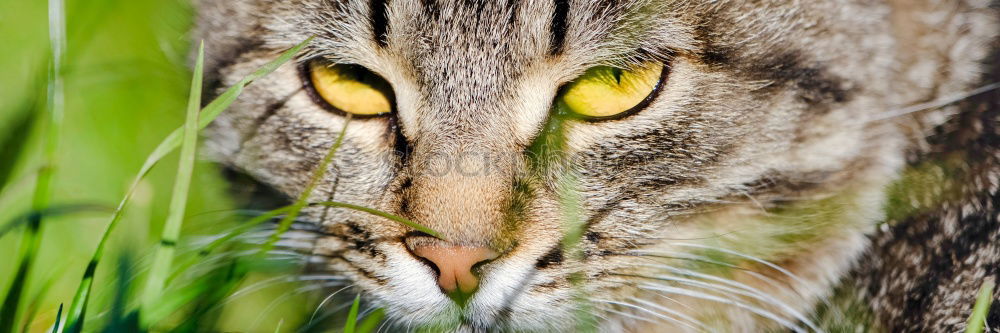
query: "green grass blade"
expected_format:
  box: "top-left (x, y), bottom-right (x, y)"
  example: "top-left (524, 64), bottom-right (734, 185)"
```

top-left (0, 59), bottom-right (47, 195)
top-left (0, 105), bottom-right (38, 192)
top-left (196, 206), bottom-right (293, 256)
top-left (311, 201), bottom-right (442, 239)
top-left (0, 205), bottom-right (110, 238)
top-left (51, 303), bottom-right (62, 333)
top-left (0, 0), bottom-right (66, 330)
top-left (1, 255), bottom-right (32, 332)
top-left (139, 41), bottom-right (205, 325)
top-left (344, 294), bottom-right (361, 333)
top-left (61, 37), bottom-right (313, 333)
top-left (259, 114), bottom-right (350, 255)
top-left (105, 254), bottom-right (138, 333)
top-left (357, 308), bottom-right (385, 333)
top-left (167, 205), bottom-right (294, 284)
top-left (142, 260), bottom-right (248, 329)
top-left (140, 36), bottom-right (314, 177)
top-left (138, 276), bottom-right (215, 327)
top-left (965, 278), bottom-right (995, 333)
top-left (18, 263), bottom-right (67, 333)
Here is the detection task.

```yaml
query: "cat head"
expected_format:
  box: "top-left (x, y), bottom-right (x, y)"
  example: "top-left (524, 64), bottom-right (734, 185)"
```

top-left (196, 0), bottom-right (996, 330)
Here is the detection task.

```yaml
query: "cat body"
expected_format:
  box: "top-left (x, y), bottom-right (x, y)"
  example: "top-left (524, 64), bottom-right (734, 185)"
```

top-left (196, 0), bottom-right (999, 331)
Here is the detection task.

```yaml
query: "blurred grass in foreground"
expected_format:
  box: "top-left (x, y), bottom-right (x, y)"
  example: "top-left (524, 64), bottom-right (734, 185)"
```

top-left (4, 0), bottom-right (991, 332)
top-left (0, 0), bottom-right (377, 331)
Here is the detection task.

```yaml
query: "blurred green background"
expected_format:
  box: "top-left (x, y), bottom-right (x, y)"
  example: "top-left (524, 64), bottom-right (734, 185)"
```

top-left (0, 0), bottom-right (331, 331)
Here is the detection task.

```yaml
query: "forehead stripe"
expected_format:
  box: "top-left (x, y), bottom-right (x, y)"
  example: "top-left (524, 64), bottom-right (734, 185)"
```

top-left (549, 0), bottom-right (569, 55)
top-left (370, 0), bottom-right (390, 47)
top-left (420, 0), bottom-right (440, 19)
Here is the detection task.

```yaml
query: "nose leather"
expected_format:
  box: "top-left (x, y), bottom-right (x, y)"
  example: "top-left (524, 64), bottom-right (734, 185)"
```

top-left (412, 245), bottom-right (499, 293)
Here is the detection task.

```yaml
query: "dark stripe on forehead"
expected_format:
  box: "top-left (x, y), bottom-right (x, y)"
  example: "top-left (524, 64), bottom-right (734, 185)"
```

top-left (505, 0), bottom-right (518, 25)
top-left (549, 0), bottom-right (569, 54)
top-left (370, 0), bottom-right (390, 47)
top-left (421, 0), bottom-right (440, 19)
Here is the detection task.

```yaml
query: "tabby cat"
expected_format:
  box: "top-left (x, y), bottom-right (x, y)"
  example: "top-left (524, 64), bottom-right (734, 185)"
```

top-left (195, 0), bottom-right (1000, 331)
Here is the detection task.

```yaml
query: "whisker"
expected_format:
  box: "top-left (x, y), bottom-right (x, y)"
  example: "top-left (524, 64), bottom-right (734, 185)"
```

top-left (595, 298), bottom-right (708, 331)
top-left (641, 264), bottom-right (812, 322)
top-left (581, 304), bottom-right (613, 329)
top-left (185, 208), bottom-right (276, 220)
top-left (670, 243), bottom-right (811, 288)
top-left (309, 285), bottom-right (355, 324)
top-left (630, 297), bottom-right (712, 332)
top-left (618, 270), bottom-right (818, 331)
top-left (635, 283), bottom-right (809, 333)
top-left (375, 320), bottom-right (390, 333)
top-left (173, 250), bottom-right (308, 281)
top-left (587, 231), bottom-right (740, 242)
top-left (251, 280), bottom-right (347, 329)
top-left (867, 81), bottom-right (1000, 122)
top-left (185, 216), bottom-right (321, 245)
top-left (651, 292), bottom-right (694, 312)
top-left (629, 250), bottom-right (791, 293)
top-left (597, 304), bottom-right (659, 326)
top-left (217, 274), bottom-right (338, 309)
top-left (297, 274), bottom-right (349, 282)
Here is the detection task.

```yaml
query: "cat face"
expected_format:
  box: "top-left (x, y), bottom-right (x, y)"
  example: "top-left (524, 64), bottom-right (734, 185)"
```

top-left (196, 0), bottom-right (992, 330)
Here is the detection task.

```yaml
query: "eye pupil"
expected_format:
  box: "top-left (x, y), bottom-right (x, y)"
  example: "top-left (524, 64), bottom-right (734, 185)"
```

top-left (306, 61), bottom-right (394, 116)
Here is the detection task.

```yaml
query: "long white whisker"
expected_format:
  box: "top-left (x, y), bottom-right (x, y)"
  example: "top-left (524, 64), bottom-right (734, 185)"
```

top-left (309, 285), bottom-right (355, 324)
top-left (622, 269), bottom-right (819, 331)
top-left (598, 304), bottom-right (659, 326)
top-left (174, 250), bottom-right (308, 281)
top-left (251, 280), bottom-right (346, 328)
top-left (631, 250), bottom-right (791, 293)
top-left (867, 81), bottom-right (1000, 122)
top-left (595, 298), bottom-right (701, 331)
top-left (584, 305), bottom-right (613, 328)
top-left (619, 274), bottom-right (770, 314)
top-left (375, 319), bottom-right (390, 333)
top-left (297, 274), bottom-right (349, 282)
top-left (304, 297), bottom-right (364, 329)
top-left (631, 297), bottom-right (714, 332)
top-left (634, 263), bottom-right (816, 323)
top-left (637, 283), bottom-right (810, 333)
top-left (218, 275), bottom-right (329, 308)
top-left (671, 243), bottom-right (811, 288)
top-left (648, 291), bottom-right (693, 312)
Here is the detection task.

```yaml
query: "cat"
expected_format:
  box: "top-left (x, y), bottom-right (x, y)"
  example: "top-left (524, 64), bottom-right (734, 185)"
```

top-left (195, 0), bottom-right (1000, 331)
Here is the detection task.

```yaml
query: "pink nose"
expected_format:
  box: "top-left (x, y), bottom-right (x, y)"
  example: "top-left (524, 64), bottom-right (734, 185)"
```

top-left (411, 244), bottom-right (499, 294)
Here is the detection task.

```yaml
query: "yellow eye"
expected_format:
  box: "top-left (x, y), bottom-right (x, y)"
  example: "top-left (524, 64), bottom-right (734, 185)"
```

top-left (307, 61), bottom-right (394, 116)
top-left (557, 62), bottom-right (666, 119)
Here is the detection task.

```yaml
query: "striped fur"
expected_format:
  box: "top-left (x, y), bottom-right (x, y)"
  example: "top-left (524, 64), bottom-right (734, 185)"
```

top-left (196, 0), bottom-right (999, 331)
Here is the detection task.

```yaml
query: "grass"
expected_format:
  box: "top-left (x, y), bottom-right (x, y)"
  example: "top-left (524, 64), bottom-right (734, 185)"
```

top-left (259, 113), bottom-right (352, 256)
top-left (0, 1), bottom-right (437, 327)
top-left (0, 0), bottom-right (66, 330)
top-left (966, 279), bottom-right (995, 333)
top-left (2, 1), bottom-right (994, 333)
top-left (312, 201), bottom-right (443, 239)
top-left (60, 36), bottom-right (316, 333)
top-left (0, 1), bottom-right (411, 330)
top-left (344, 294), bottom-right (361, 333)
top-left (138, 40), bottom-right (205, 324)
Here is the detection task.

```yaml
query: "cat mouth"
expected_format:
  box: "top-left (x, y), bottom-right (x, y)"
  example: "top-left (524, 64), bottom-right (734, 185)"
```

top-left (353, 239), bottom-right (565, 331)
